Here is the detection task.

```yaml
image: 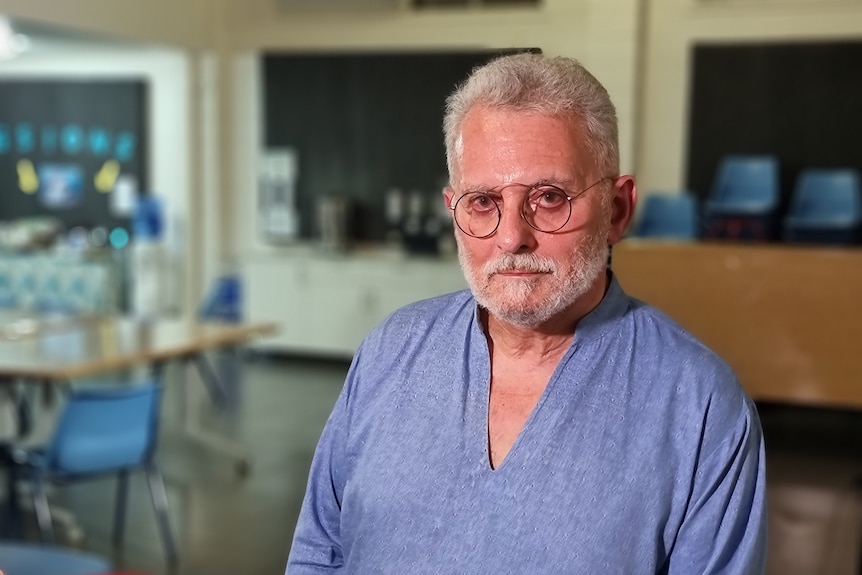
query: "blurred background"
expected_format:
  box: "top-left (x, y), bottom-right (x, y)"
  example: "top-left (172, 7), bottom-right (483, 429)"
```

top-left (0, 0), bottom-right (861, 574)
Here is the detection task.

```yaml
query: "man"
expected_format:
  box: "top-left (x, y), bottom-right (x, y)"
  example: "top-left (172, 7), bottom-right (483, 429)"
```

top-left (287, 53), bottom-right (766, 574)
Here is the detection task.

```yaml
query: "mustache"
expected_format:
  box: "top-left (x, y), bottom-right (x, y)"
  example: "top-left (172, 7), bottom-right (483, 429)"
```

top-left (483, 253), bottom-right (557, 275)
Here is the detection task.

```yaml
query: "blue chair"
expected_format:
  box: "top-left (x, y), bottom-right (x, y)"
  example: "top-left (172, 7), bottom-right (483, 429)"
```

top-left (0, 541), bottom-right (111, 574)
top-left (199, 273), bottom-right (242, 323)
top-left (9, 380), bottom-right (178, 565)
top-left (784, 168), bottom-right (862, 244)
top-left (633, 194), bottom-right (699, 240)
top-left (704, 155), bottom-right (779, 240)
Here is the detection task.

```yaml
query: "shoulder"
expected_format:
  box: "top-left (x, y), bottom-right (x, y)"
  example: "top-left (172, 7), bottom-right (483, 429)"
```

top-left (355, 288), bottom-right (475, 359)
top-left (606, 292), bottom-right (762, 480)
top-left (341, 289), bottom-right (474, 409)
top-left (625, 296), bottom-right (737, 383)
top-left (588, 277), bottom-right (736, 392)
top-left (615, 295), bottom-right (751, 426)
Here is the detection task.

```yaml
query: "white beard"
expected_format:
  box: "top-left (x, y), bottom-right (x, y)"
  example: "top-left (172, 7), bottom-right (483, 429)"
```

top-left (456, 225), bottom-right (610, 328)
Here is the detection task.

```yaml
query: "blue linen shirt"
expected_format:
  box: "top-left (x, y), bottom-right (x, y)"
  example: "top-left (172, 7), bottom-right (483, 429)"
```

top-left (287, 276), bottom-right (767, 574)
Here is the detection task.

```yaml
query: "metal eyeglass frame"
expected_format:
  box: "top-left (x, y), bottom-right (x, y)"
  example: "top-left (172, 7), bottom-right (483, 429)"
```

top-left (448, 177), bottom-right (612, 239)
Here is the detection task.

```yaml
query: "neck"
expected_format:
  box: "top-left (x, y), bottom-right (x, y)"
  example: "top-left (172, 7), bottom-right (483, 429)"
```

top-left (484, 271), bottom-right (610, 361)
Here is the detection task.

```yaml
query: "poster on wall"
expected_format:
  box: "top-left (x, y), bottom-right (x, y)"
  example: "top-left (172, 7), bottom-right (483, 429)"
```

top-left (38, 163), bottom-right (84, 208)
top-left (0, 79), bottom-right (148, 234)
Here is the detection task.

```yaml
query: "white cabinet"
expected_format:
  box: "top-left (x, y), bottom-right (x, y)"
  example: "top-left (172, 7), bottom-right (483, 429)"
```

top-left (243, 246), bottom-right (467, 358)
top-left (244, 255), bottom-right (312, 351)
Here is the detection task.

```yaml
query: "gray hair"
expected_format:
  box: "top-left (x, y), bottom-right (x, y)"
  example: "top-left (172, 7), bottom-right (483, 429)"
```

top-left (443, 53), bottom-right (619, 184)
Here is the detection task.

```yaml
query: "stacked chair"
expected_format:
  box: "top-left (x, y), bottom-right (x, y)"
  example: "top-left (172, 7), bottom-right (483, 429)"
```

top-left (783, 168), bottom-right (862, 244)
top-left (704, 155), bottom-right (779, 241)
top-left (632, 193), bottom-right (699, 240)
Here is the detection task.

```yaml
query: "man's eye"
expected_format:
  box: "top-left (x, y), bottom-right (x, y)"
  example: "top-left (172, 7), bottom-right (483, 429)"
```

top-left (469, 194), bottom-right (497, 211)
top-left (531, 189), bottom-right (568, 209)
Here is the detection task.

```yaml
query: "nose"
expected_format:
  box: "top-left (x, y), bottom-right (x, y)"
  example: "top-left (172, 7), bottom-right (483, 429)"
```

top-left (494, 203), bottom-right (537, 253)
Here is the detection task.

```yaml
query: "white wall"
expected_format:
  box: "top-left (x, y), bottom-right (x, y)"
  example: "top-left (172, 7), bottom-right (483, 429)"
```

top-left (221, 0), bottom-right (641, 258)
top-left (0, 45), bottom-right (194, 312)
top-left (0, 0), bottom-right (208, 48)
top-left (638, 0), bottom-right (862, 198)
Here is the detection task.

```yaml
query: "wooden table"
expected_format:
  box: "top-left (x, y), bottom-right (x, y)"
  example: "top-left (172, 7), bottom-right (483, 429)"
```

top-left (0, 315), bottom-right (277, 472)
top-left (0, 316), bottom-right (275, 380)
top-left (613, 240), bottom-right (862, 411)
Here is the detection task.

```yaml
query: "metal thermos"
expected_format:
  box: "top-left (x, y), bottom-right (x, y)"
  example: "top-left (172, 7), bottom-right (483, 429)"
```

top-left (316, 196), bottom-right (351, 252)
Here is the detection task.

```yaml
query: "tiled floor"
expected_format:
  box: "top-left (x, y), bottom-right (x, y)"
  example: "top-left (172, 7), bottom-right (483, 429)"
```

top-left (760, 403), bottom-right (862, 575)
top-left (3, 355), bottom-right (862, 575)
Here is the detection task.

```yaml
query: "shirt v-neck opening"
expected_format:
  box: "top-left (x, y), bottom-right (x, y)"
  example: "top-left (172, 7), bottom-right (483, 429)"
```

top-left (479, 342), bottom-right (578, 474)
top-left (466, 277), bottom-right (630, 474)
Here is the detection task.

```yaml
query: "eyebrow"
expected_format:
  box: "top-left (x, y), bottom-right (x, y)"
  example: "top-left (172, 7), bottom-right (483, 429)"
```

top-left (460, 179), bottom-right (573, 195)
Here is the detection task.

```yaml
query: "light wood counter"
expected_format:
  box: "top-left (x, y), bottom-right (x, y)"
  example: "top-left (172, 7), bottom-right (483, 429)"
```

top-left (613, 241), bottom-right (862, 410)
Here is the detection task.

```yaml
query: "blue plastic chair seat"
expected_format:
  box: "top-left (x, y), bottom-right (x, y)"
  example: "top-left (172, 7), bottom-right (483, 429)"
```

top-left (0, 542), bottom-right (111, 575)
top-left (784, 168), bottom-right (862, 242)
top-left (706, 155), bottom-right (779, 217)
top-left (634, 194), bottom-right (698, 239)
top-left (703, 155), bottom-right (780, 241)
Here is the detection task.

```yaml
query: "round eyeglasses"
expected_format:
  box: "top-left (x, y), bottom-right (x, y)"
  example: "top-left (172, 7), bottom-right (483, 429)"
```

top-left (449, 177), bottom-right (612, 239)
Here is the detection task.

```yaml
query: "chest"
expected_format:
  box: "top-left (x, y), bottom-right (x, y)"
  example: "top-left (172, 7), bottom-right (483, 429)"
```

top-left (487, 365), bottom-right (557, 467)
top-left (343, 392), bottom-right (676, 574)
top-left (337, 318), bottom-right (709, 573)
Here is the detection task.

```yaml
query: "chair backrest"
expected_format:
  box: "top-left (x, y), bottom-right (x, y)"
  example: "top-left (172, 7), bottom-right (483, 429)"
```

top-left (199, 273), bottom-right (242, 323)
top-left (634, 194), bottom-right (698, 239)
top-left (790, 169), bottom-right (862, 222)
top-left (46, 380), bottom-right (162, 475)
top-left (711, 155), bottom-right (779, 210)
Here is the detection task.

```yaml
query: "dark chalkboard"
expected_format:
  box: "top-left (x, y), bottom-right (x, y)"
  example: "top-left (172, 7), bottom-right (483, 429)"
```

top-left (262, 49), bottom-right (538, 241)
top-left (0, 80), bottom-right (148, 232)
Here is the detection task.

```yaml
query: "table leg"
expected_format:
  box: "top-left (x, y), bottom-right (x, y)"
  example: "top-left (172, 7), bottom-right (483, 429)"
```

top-left (191, 354), bottom-right (228, 408)
top-left (1, 377), bottom-right (24, 539)
top-left (179, 353), bottom-right (252, 476)
top-left (1, 451), bottom-right (23, 539)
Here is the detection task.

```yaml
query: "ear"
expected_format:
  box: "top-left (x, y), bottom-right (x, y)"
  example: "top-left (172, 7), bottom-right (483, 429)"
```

top-left (443, 187), bottom-right (455, 214)
top-left (606, 175), bottom-right (637, 245)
